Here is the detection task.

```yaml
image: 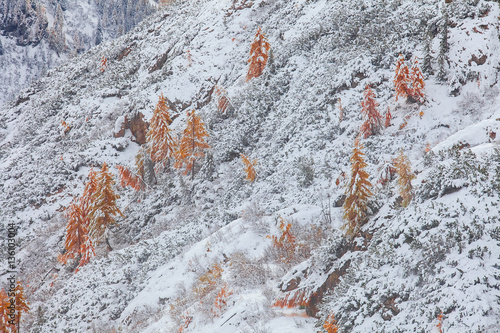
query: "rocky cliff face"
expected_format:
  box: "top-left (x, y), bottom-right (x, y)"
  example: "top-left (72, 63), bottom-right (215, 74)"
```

top-left (0, 0), bottom-right (156, 106)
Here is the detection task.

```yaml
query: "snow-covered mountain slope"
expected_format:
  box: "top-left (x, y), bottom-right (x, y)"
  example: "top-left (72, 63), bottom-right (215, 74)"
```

top-left (0, 0), bottom-right (157, 106)
top-left (0, 0), bottom-right (499, 332)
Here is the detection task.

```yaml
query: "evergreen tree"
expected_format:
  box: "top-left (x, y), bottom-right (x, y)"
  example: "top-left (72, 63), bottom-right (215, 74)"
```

top-left (246, 26), bottom-right (271, 81)
top-left (343, 137), bottom-right (372, 236)
top-left (422, 34), bottom-right (433, 75)
top-left (360, 85), bottom-right (382, 138)
top-left (174, 110), bottom-right (210, 180)
top-left (146, 93), bottom-right (176, 172)
top-left (437, 7), bottom-right (449, 82)
top-left (394, 149), bottom-right (415, 207)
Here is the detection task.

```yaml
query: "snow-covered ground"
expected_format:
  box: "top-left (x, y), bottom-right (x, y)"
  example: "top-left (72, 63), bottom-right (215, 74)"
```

top-left (0, 0), bottom-right (499, 332)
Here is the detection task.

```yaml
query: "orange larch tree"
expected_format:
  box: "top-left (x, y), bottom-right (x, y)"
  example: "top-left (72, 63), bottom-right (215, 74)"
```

top-left (174, 110), bottom-right (210, 180)
top-left (323, 312), bottom-right (339, 333)
top-left (360, 85), bottom-right (382, 138)
top-left (100, 56), bottom-right (107, 72)
top-left (88, 162), bottom-right (124, 243)
top-left (394, 54), bottom-right (411, 102)
top-left (409, 57), bottom-right (426, 103)
top-left (14, 281), bottom-right (30, 331)
top-left (146, 93), bottom-right (177, 172)
top-left (213, 85), bottom-right (231, 113)
top-left (246, 26), bottom-right (271, 81)
top-left (0, 288), bottom-right (14, 332)
top-left (385, 107), bottom-right (392, 128)
top-left (116, 165), bottom-right (142, 191)
top-left (343, 137), bottom-right (373, 236)
top-left (394, 149), bottom-right (416, 207)
top-left (59, 197), bottom-right (95, 271)
top-left (268, 216), bottom-right (297, 264)
top-left (436, 312), bottom-right (443, 333)
top-left (240, 154), bottom-right (257, 182)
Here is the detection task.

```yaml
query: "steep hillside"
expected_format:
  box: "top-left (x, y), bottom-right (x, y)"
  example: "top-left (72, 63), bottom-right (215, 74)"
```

top-left (0, 0), bottom-right (499, 332)
top-left (0, 0), bottom-right (157, 106)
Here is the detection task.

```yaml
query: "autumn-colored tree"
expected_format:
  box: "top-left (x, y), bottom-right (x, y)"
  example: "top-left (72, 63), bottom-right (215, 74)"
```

top-left (13, 281), bottom-right (29, 332)
top-left (100, 56), bottom-right (107, 72)
top-left (394, 54), bottom-right (411, 102)
top-left (394, 55), bottom-right (426, 103)
top-left (436, 312), bottom-right (443, 333)
top-left (88, 162), bottom-right (124, 243)
top-left (385, 107), bottom-right (392, 128)
top-left (323, 313), bottom-right (339, 333)
top-left (343, 137), bottom-right (372, 236)
top-left (338, 98), bottom-right (344, 123)
top-left (360, 85), bottom-right (382, 138)
top-left (268, 217), bottom-right (298, 264)
top-left (116, 165), bottom-right (142, 191)
top-left (174, 110), bottom-right (210, 179)
top-left (212, 284), bottom-right (233, 317)
top-left (147, 93), bottom-right (177, 172)
top-left (213, 85), bottom-right (231, 113)
top-left (193, 263), bottom-right (223, 298)
top-left (59, 197), bottom-right (95, 271)
top-left (409, 57), bottom-right (425, 103)
top-left (394, 149), bottom-right (415, 207)
top-left (241, 154), bottom-right (257, 182)
top-left (0, 288), bottom-right (14, 332)
top-left (246, 26), bottom-right (271, 81)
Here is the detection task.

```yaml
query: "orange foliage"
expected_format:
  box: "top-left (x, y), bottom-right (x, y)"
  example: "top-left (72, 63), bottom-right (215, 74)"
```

top-left (385, 107), bottom-right (392, 128)
top-left (437, 312), bottom-right (443, 333)
top-left (394, 149), bottom-right (415, 208)
top-left (273, 289), bottom-right (309, 309)
top-left (360, 85), bottom-right (382, 138)
top-left (116, 165), bottom-right (142, 191)
top-left (100, 56), bottom-right (107, 72)
top-left (395, 155), bottom-right (413, 194)
top-left (343, 137), bottom-right (372, 236)
top-left (394, 55), bottom-right (426, 103)
top-left (214, 85), bottom-right (231, 113)
top-left (14, 281), bottom-right (29, 328)
top-left (410, 57), bottom-right (426, 103)
top-left (147, 93), bottom-right (176, 172)
top-left (193, 263), bottom-right (223, 298)
top-left (394, 54), bottom-right (411, 102)
top-left (178, 313), bottom-right (192, 333)
top-left (240, 154), bottom-right (257, 182)
top-left (213, 284), bottom-right (233, 317)
top-left (88, 162), bottom-right (124, 243)
top-left (59, 197), bottom-right (95, 271)
top-left (0, 288), bottom-right (14, 332)
top-left (268, 216), bottom-right (297, 264)
top-left (246, 26), bottom-right (271, 81)
top-left (323, 313), bottom-right (339, 333)
top-left (338, 98), bottom-right (344, 123)
top-left (60, 120), bottom-right (70, 134)
top-left (174, 110), bottom-right (210, 179)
